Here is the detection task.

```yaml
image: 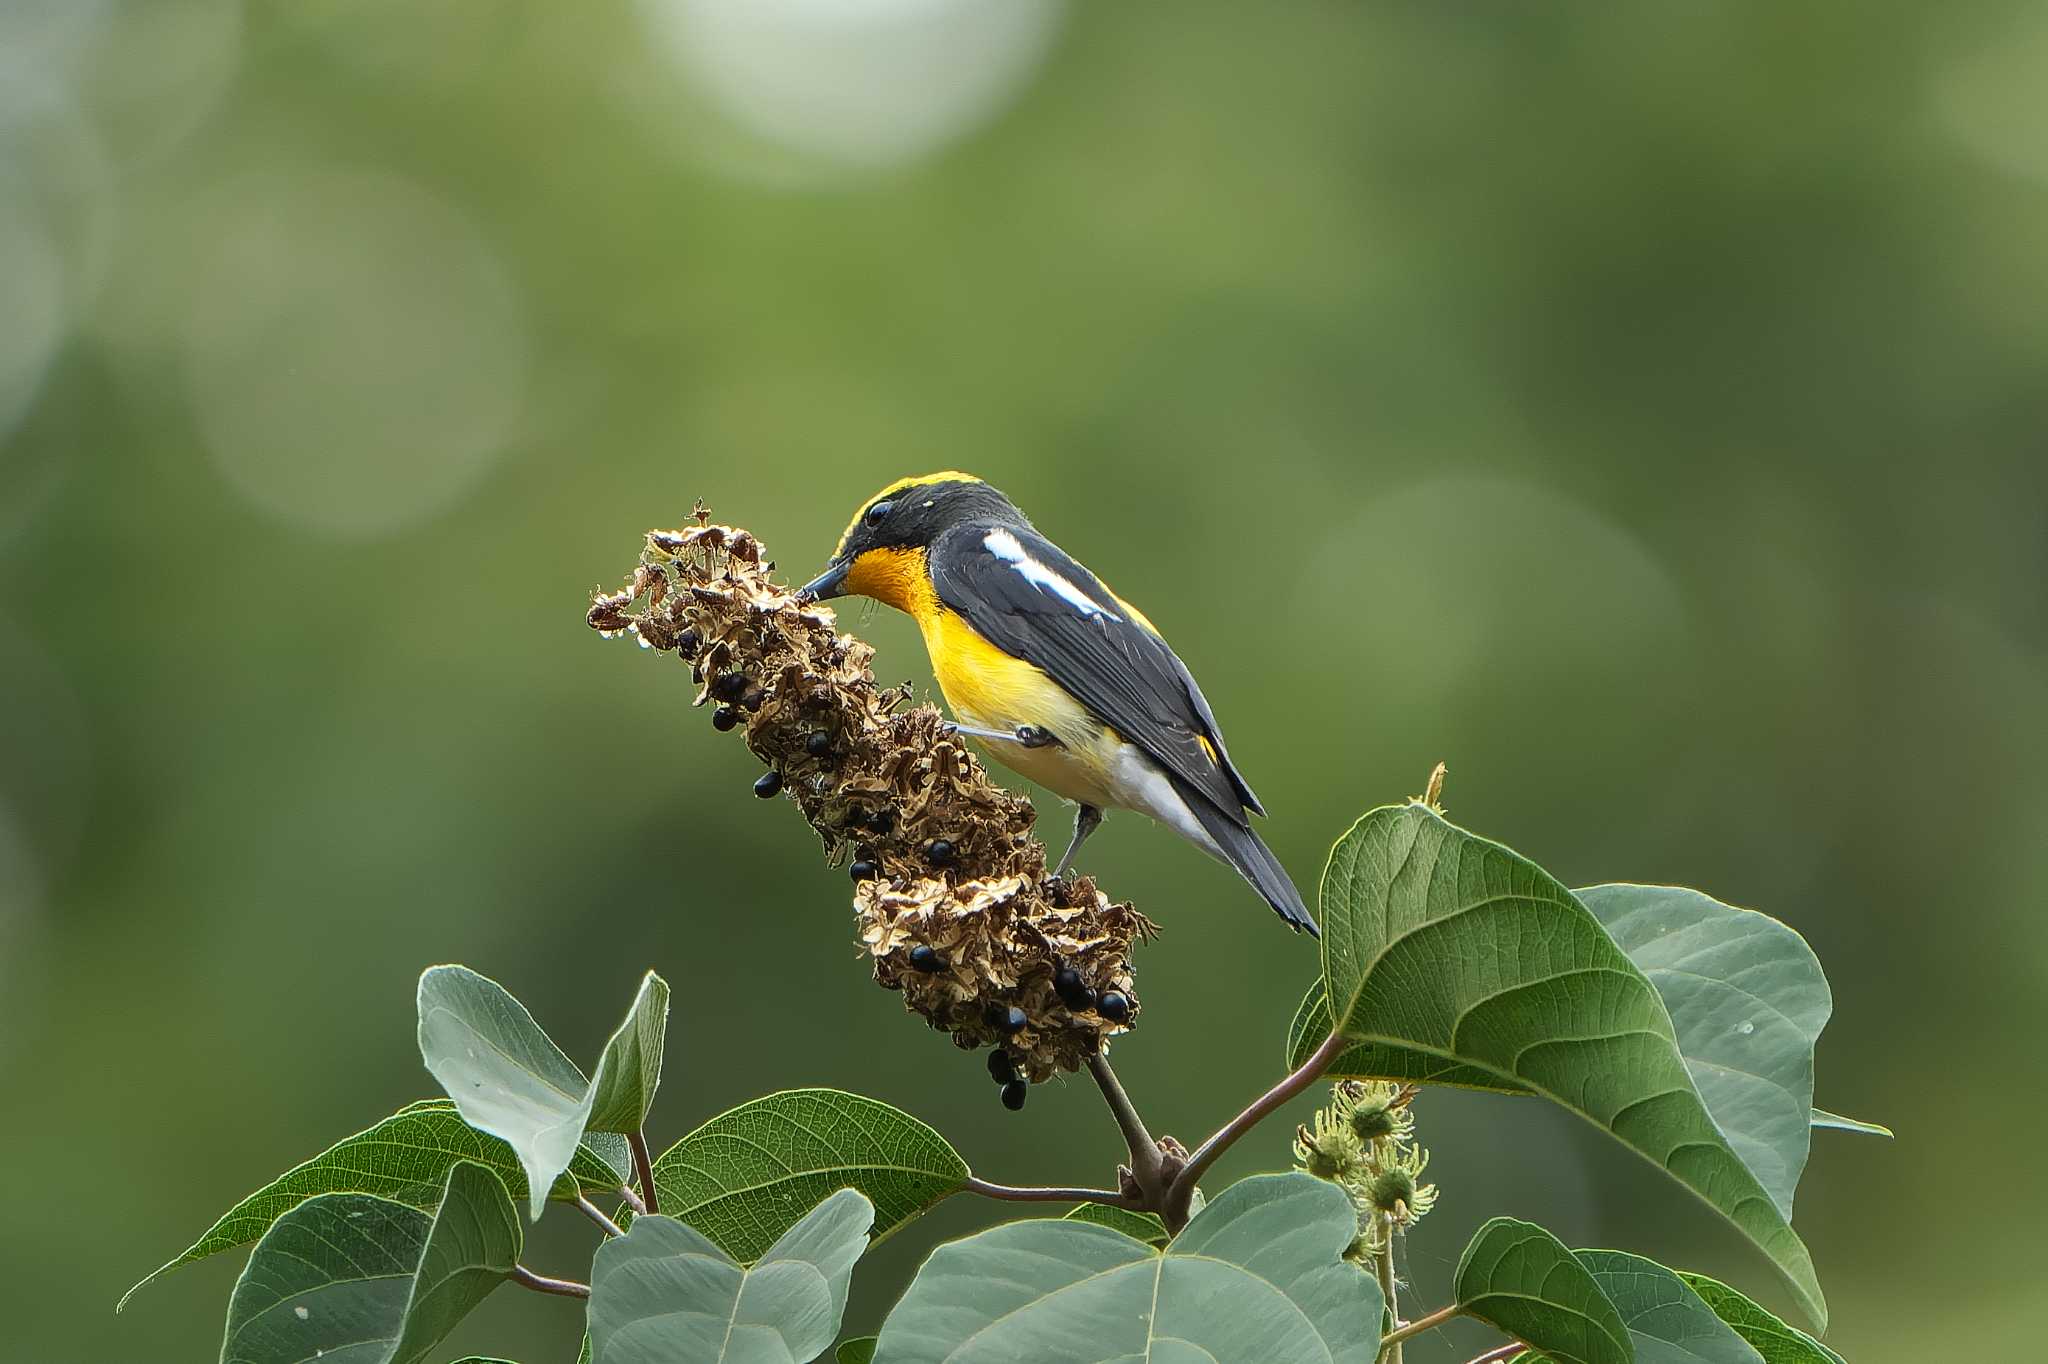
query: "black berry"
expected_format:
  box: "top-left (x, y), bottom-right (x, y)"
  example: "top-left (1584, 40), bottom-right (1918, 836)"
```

top-left (987, 1004), bottom-right (1027, 1035)
top-left (1000, 1079), bottom-right (1028, 1111)
top-left (865, 808), bottom-right (895, 835)
top-left (849, 860), bottom-right (878, 881)
top-left (711, 706), bottom-right (739, 731)
top-left (925, 838), bottom-right (955, 865)
top-left (739, 685), bottom-right (767, 712)
top-left (754, 771), bottom-right (782, 798)
top-left (676, 627), bottom-right (701, 657)
top-left (805, 731), bottom-right (833, 758)
top-left (987, 1048), bottom-right (1017, 1083)
top-left (908, 944), bottom-right (945, 972)
top-left (1053, 967), bottom-right (1094, 1011)
top-left (1096, 991), bottom-right (1131, 1023)
top-left (711, 672), bottom-right (749, 701)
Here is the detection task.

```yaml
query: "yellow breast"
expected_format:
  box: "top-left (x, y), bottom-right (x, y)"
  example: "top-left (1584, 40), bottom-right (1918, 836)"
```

top-left (842, 544), bottom-right (1125, 808)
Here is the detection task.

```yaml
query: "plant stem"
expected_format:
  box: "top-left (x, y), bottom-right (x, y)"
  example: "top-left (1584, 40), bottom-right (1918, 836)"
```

top-left (617, 1182), bottom-right (647, 1216)
top-left (1463, 1344), bottom-right (1528, 1364)
top-left (510, 1265), bottom-right (592, 1299)
top-left (1376, 1222), bottom-right (1402, 1364)
top-left (961, 1176), bottom-right (1141, 1206)
top-left (576, 1192), bottom-right (627, 1239)
top-left (629, 1129), bottom-right (660, 1214)
top-left (1379, 1303), bottom-right (1462, 1348)
top-left (1167, 1029), bottom-right (1346, 1223)
top-left (1087, 1050), bottom-right (1165, 1205)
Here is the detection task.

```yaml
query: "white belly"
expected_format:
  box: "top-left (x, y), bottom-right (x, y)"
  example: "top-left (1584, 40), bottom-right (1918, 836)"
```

top-left (955, 701), bottom-right (1225, 862)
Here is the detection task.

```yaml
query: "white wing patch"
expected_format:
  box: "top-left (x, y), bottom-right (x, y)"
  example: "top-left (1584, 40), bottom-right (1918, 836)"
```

top-left (983, 529), bottom-right (1121, 620)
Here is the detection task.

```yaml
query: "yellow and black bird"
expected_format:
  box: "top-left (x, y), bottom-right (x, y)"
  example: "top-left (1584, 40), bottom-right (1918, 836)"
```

top-left (798, 473), bottom-right (1316, 935)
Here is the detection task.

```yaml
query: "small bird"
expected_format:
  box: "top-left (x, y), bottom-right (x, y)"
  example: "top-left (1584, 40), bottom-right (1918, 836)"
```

top-left (798, 473), bottom-right (1317, 935)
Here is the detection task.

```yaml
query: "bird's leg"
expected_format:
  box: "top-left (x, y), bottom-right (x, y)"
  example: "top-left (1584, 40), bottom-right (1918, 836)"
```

top-left (1052, 804), bottom-right (1103, 882)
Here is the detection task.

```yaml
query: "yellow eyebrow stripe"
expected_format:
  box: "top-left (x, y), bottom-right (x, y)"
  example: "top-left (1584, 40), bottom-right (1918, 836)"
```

top-left (833, 471), bottom-right (985, 558)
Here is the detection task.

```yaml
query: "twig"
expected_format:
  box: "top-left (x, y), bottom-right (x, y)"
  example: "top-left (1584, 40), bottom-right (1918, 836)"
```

top-left (510, 1265), bottom-right (592, 1299)
top-left (1376, 1221), bottom-right (1402, 1364)
top-left (617, 1182), bottom-right (647, 1216)
top-left (1379, 1303), bottom-right (1462, 1348)
top-left (629, 1129), bottom-right (661, 1215)
top-left (1087, 1051), bottom-right (1165, 1205)
top-left (1168, 1029), bottom-right (1347, 1220)
top-left (576, 1192), bottom-right (627, 1239)
top-left (962, 1176), bottom-right (1142, 1207)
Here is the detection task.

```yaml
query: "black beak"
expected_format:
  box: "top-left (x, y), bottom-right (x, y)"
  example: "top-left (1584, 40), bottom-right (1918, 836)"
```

top-left (796, 560), bottom-right (850, 603)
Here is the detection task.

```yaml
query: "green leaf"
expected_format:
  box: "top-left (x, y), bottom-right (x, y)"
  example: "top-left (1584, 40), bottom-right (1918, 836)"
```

top-left (1294, 891), bottom-right (1886, 1188)
top-left (417, 965), bottom-right (670, 1220)
top-left (1454, 1218), bottom-right (1632, 1364)
top-left (220, 1161), bottom-right (521, 1364)
top-left (583, 970), bottom-right (671, 1135)
top-left (649, 1088), bottom-right (967, 1263)
top-left (1577, 885), bottom-right (1832, 1217)
top-left (121, 1100), bottom-right (627, 1310)
top-left (1809, 1109), bottom-right (1891, 1138)
top-left (837, 1340), bottom-right (878, 1364)
top-left (1314, 804), bottom-right (1827, 1327)
top-left (1677, 1274), bottom-right (1847, 1364)
top-left (872, 1172), bottom-right (1383, 1364)
top-left (587, 1187), bottom-right (873, 1364)
top-left (417, 964), bottom-right (596, 1220)
top-left (1061, 1202), bottom-right (1171, 1246)
top-left (1516, 1251), bottom-right (1763, 1364)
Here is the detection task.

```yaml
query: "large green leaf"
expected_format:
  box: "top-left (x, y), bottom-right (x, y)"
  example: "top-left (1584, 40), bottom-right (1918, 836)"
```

top-left (1577, 885), bottom-right (1830, 1217)
top-left (121, 1100), bottom-right (626, 1310)
top-left (220, 1161), bottom-right (521, 1364)
top-left (1677, 1274), bottom-right (1847, 1364)
top-left (837, 1340), bottom-right (877, 1364)
top-left (649, 1088), bottom-right (967, 1263)
top-left (1516, 1251), bottom-right (1763, 1364)
top-left (587, 1187), bottom-right (873, 1364)
top-left (872, 1172), bottom-right (1383, 1364)
top-left (1062, 1202), bottom-right (1171, 1246)
top-left (417, 965), bottom-right (669, 1219)
top-left (1292, 907), bottom-right (1885, 1180)
top-left (1455, 1218), bottom-right (1632, 1364)
top-left (584, 970), bottom-right (671, 1135)
top-left (1315, 804), bottom-right (1826, 1326)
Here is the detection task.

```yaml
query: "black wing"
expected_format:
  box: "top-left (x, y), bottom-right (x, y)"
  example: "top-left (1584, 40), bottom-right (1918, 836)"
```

top-left (929, 523), bottom-right (1263, 825)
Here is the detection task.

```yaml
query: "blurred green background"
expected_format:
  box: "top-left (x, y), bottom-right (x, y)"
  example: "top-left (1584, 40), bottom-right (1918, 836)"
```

top-left (2, 1), bottom-right (2041, 1358)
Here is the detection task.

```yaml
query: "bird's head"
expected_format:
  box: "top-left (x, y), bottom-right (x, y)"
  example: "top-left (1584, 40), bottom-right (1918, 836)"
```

top-left (798, 472), bottom-right (1020, 607)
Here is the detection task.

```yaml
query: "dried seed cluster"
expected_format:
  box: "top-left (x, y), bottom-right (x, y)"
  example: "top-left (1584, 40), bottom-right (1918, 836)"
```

top-left (588, 512), bottom-right (1155, 1082)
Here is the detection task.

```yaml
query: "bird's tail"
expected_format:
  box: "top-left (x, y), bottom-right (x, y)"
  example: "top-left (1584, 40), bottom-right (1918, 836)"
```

top-left (1177, 780), bottom-right (1319, 935)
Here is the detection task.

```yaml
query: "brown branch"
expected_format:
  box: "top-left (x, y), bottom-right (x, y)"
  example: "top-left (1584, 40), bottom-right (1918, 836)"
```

top-left (629, 1129), bottom-right (660, 1215)
top-left (1165, 1029), bottom-right (1346, 1223)
top-left (962, 1176), bottom-right (1141, 1207)
top-left (1087, 1051), bottom-right (1169, 1211)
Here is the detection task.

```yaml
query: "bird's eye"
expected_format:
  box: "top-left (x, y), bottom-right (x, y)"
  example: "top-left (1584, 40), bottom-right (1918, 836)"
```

top-left (866, 500), bottom-right (894, 526)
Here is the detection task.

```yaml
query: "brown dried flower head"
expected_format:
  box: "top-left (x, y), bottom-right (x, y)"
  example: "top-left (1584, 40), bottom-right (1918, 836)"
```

top-left (588, 513), bottom-right (1155, 1081)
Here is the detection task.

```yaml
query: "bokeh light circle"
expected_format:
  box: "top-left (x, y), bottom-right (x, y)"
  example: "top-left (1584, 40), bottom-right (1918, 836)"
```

top-left (633, 0), bottom-right (1065, 178)
top-left (180, 168), bottom-right (530, 538)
